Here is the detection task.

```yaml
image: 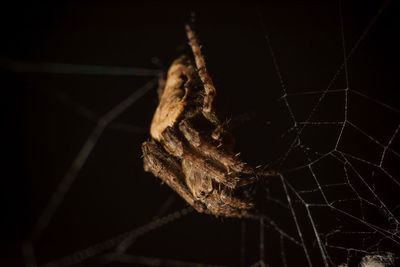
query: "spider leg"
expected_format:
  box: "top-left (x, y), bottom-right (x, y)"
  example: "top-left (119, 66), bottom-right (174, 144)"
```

top-left (161, 126), bottom-right (239, 188)
top-left (185, 24), bottom-right (219, 126)
top-left (219, 189), bottom-right (254, 210)
top-left (179, 120), bottom-right (251, 174)
top-left (205, 192), bottom-right (251, 218)
top-left (180, 120), bottom-right (280, 184)
top-left (142, 140), bottom-right (206, 213)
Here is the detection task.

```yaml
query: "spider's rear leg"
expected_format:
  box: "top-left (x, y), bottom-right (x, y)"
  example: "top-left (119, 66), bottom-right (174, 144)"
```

top-left (142, 141), bottom-right (206, 213)
top-left (185, 24), bottom-right (220, 126)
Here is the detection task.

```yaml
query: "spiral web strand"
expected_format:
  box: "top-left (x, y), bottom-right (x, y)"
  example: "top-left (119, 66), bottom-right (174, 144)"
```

top-left (15, 1), bottom-right (399, 266)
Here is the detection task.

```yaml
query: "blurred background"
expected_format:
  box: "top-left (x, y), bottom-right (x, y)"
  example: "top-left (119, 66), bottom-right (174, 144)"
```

top-left (1, 0), bottom-right (398, 266)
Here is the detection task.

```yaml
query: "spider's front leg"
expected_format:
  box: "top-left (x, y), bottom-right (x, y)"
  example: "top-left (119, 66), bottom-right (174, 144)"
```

top-left (179, 120), bottom-right (251, 173)
top-left (142, 141), bottom-right (206, 213)
top-left (161, 126), bottom-right (240, 189)
top-left (205, 191), bottom-right (252, 218)
top-left (180, 119), bottom-right (280, 185)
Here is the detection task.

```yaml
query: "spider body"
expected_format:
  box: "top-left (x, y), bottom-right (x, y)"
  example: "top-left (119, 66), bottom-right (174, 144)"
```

top-left (142, 25), bottom-right (277, 217)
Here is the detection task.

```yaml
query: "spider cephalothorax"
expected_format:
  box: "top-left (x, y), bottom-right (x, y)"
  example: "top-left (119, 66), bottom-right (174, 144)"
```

top-left (142, 25), bottom-right (277, 217)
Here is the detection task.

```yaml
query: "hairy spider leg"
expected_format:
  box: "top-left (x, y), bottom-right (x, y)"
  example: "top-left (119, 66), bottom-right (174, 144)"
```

top-left (219, 189), bottom-right (254, 210)
top-left (161, 126), bottom-right (241, 189)
top-left (178, 119), bottom-right (279, 184)
top-left (185, 24), bottom-right (220, 127)
top-left (142, 141), bottom-right (206, 213)
top-left (179, 120), bottom-right (252, 174)
top-left (206, 190), bottom-right (252, 218)
top-left (185, 25), bottom-right (248, 144)
top-left (143, 141), bottom-right (252, 218)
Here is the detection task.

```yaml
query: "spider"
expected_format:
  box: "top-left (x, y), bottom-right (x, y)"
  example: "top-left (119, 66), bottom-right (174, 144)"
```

top-left (142, 25), bottom-right (278, 217)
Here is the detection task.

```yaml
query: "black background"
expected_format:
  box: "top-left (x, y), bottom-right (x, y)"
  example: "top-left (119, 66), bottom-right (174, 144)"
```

top-left (1, 0), bottom-right (398, 266)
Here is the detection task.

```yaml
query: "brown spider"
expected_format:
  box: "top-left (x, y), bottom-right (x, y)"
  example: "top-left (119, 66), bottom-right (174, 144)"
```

top-left (142, 25), bottom-right (278, 218)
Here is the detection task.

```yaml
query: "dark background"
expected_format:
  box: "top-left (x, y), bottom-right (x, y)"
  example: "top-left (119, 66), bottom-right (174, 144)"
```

top-left (1, 0), bottom-right (398, 266)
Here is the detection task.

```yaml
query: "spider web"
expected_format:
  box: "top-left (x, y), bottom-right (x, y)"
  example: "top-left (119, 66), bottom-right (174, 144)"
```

top-left (6, 1), bottom-right (399, 266)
